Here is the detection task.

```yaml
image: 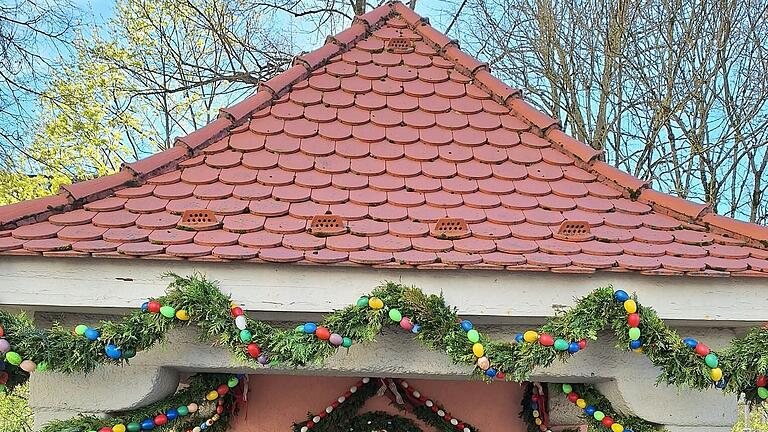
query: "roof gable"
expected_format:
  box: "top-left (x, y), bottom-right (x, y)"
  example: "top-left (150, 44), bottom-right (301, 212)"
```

top-left (0, 2), bottom-right (767, 277)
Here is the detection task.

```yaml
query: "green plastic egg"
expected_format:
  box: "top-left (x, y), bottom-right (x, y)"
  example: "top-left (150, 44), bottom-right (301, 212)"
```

top-left (628, 327), bottom-right (641, 341)
top-left (593, 411), bottom-right (605, 421)
top-left (126, 422), bottom-right (141, 432)
top-left (75, 324), bottom-right (88, 335)
top-left (356, 297), bottom-right (369, 308)
top-left (342, 337), bottom-right (353, 348)
top-left (554, 339), bottom-right (569, 351)
top-left (562, 384), bottom-right (572, 394)
top-left (758, 387), bottom-right (768, 399)
top-left (177, 406), bottom-right (189, 416)
top-left (228, 377), bottom-right (239, 388)
top-left (467, 329), bottom-right (480, 343)
top-left (160, 306), bottom-right (176, 319)
top-left (5, 352), bottom-right (21, 366)
top-left (388, 309), bottom-right (402, 322)
top-left (239, 329), bottom-right (252, 343)
top-left (705, 353), bottom-right (719, 368)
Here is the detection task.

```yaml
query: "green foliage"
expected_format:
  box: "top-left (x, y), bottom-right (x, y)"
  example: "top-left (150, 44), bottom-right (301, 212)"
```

top-left (0, 383), bottom-right (32, 432)
top-left (4, 275), bottom-right (768, 432)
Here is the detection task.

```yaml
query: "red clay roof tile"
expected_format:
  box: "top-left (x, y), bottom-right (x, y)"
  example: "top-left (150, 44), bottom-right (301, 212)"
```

top-left (1, 2), bottom-right (766, 277)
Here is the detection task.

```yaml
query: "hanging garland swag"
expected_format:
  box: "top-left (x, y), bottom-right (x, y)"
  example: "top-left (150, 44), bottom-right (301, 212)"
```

top-left (1, 273), bottom-right (767, 432)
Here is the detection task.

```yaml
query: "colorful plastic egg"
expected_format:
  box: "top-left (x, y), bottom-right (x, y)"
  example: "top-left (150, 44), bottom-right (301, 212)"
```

top-left (399, 317), bottom-right (413, 331)
top-left (623, 299), bottom-right (637, 314)
top-left (342, 337), bottom-right (353, 348)
top-left (19, 360), bottom-right (36, 373)
top-left (627, 313), bottom-right (640, 327)
top-left (614, 290), bottom-right (629, 302)
top-left (567, 342), bottom-right (580, 353)
top-left (757, 387), bottom-right (768, 399)
top-left (523, 330), bottom-right (538, 343)
top-left (705, 353), bottom-right (719, 368)
top-left (315, 327), bottom-right (330, 340)
top-left (329, 333), bottom-right (343, 346)
top-left (303, 322), bottom-right (317, 334)
top-left (472, 343), bottom-right (484, 357)
top-left (477, 356), bottom-right (490, 370)
top-left (538, 334), bottom-right (554, 346)
top-left (710, 368), bottom-right (723, 381)
top-left (460, 320), bottom-right (473, 331)
top-left (175, 310), bottom-right (190, 321)
top-left (85, 328), bottom-right (100, 341)
top-left (388, 309), bottom-right (402, 322)
top-left (467, 329), bottom-right (480, 343)
top-left (628, 327), bottom-right (641, 341)
top-left (105, 344), bottom-right (122, 360)
top-left (5, 352), bottom-right (21, 366)
top-left (147, 301), bottom-right (161, 314)
top-left (554, 339), bottom-right (569, 351)
top-left (356, 297), bottom-right (369, 308)
top-left (368, 297), bottom-right (384, 309)
top-left (159, 306), bottom-right (175, 319)
top-left (683, 338), bottom-right (698, 348)
top-left (235, 315), bottom-right (247, 330)
top-left (239, 329), bottom-right (252, 343)
top-left (695, 343), bottom-right (710, 356)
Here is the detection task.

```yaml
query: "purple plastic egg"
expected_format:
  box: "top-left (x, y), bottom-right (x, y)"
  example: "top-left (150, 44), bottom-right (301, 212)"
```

top-left (329, 333), bottom-right (343, 346)
top-left (257, 355), bottom-right (269, 365)
top-left (0, 339), bottom-right (9, 353)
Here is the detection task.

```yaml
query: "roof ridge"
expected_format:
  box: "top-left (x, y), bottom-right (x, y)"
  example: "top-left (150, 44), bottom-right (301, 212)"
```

top-left (0, 2), bottom-right (400, 230)
top-left (392, 3), bottom-right (767, 246)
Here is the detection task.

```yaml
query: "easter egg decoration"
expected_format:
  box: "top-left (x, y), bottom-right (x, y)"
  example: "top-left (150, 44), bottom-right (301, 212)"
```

top-left (467, 329), bottom-right (480, 343)
top-left (232, 314), bottom-right (247, 331)
top-left (567, 342), bottom-right (580, 353)
top-left (683, 338), bottom-right (698, 349)
top-left (84, 328), bottom-right (100, 341)
top-left (303, 322), bottom-right (317, 334)
top-left (399, 317), bottom-right (413, 331)
top-left (614, 290), bottom-right (630, 302)
top-left (75, 325), bottom-right (88, 336)
top-left (388, 309), bottom-right (402, 322)
top-left (0, 339), bottom-right (9, 354)
top-left (705, 353), bottom-right (719, 368)
top-left (627, 313), bottom-right (641, 327)
top-left (105, 344), bottom-right (122, 360)
top-left (246, 343), bottom-right (260, 358)
top-left (329, 333), bottom-right (343, 346)
top-left (523, 331), bottom-right (538, 343)
top-left (460, 320), bottom-right (473, 331)
top-left (368, 297), bottom-right (384, 310)
top-left (628, 327), bottom-right (641, 341)
top-left (554, 339), bottom-right (569, 351)
top-left (694, 343), bottom-right (710, 357)
top-left (19, 360), bottom-right (36, 373)
top-left (356, 297), bottom-right (369, 308)
top-left (476, 356), bottom-right (490, 370)
top-left (623, 299), bottom-right (637, 314)
top-left (472, 343), bottom-right (484, 358)
top-left (538, 334), bottom-right (554, 346)
top-left (175, 310), bottom-right (190, 321)
top-left (239, 329), bottom-right (252, 343)
top-left (5, 352), bottom-right (22, 366)
top-left (342, 337), bottom-right (353, 348)
top-left (159, 306), bottom-right (175, 319)
top-left (315, 327), bottom-right (331, 340)
top-left (147, 301), bottom-right (161, 314)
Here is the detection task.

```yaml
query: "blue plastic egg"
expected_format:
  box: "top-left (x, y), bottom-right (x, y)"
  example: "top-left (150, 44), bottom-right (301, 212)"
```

top-left (105, 344), bottom-right (122, 359)
top-left (683, 338), bottom-right (698, 349)
top-left (303, 322), bottom-right (317, 334)
top-left (166, 409), bottom-right (178, 421)
top-left (531, 402), bottom-right (538, 410)
top-left (515, 333), bottom-right (524, 343)
top-left (140, 419), bottom-right (155, 430)
top-left (567, 342), bottom-right (580, 353)
top-left (200, 422), bottom-right (208, 430)
top-left (84, 328), bottom-right (100, 341)
top-left (460, 320), bottom-right (473, 331)
top-left (485, 368), bottom-right (497, 377)
top-left (411, 324), bottom-right (421, 334)
top-left (585, 405), bottom-right (596, 415)
top-left (141, 301), bottom-right (149, 312)
top-left (630, 340), bottom-right (642, 349)
top-left (715, 378), bottom-right (727, 389)
top-left (614, 290), bottom-right (629, 302)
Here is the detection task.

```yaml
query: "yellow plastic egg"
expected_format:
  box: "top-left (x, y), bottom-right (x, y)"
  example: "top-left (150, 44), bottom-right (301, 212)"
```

top-left (206, 390), bottom-right (219, 401)
top-left (710, 367), bottom-right (723, 381)
top-left (623, 299), bottom-right (637, 314)
top-left (175, 310), bottom-right (190, 321)
top-left (113, 424), bottom-right (126, 432)
top-left (368, 297), bottom-right (384, 310)
top-left (576, 399), bottom-right (586, 409)
top-left (472, 343), bottom-right (485, 357)
top-left (523, 330), bottom-right (538, 343)
top-left (633, 347), bottom-right (643, 353)
top-left (535, 418), bottom-right (542, 425)
top-left (611, 424), bottom-right (624, 432)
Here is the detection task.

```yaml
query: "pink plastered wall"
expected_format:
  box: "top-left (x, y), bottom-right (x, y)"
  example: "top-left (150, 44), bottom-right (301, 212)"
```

top-left (228, 375), bottom-right (527, 431)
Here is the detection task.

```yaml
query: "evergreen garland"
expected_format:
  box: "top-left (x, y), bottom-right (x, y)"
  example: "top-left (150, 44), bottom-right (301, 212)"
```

top-left (1, 273), bottom-right (766, 432)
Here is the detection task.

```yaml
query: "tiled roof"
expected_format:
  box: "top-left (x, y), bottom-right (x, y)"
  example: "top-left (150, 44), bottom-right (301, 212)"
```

top-left (1, 1), bottom-right (767, 276)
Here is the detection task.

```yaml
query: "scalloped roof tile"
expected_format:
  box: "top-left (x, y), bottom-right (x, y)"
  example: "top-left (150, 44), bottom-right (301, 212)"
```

top-left (0, 1), bottom-right (767, 277)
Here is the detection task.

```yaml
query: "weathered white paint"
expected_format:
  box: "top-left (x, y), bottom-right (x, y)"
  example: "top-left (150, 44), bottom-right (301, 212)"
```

top-left (27, 325), bottom-right (738, 430)
top-left (0, 256), bottom-right (766, 324)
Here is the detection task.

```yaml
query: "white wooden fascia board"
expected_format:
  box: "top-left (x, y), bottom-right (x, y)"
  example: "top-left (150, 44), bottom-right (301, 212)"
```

top-left (0, 256), bottom-right (765, 324)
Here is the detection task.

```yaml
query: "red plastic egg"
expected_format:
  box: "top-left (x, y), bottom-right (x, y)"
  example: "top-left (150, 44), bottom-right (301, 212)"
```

top-left (628, 313), bottom-right (641, 327)
top-left (695, 343), bottom-right (710, 356)
top-left (0, 372), bottom-right (9, 384)
top-left (444, 414), bottom-right (452, 421)
top-left (231, 307), bottom-right (243, 317)
top-left (315, 326), bottom-right (331, 340)
top-left (538, 334), bottom-right (554, 346)
top-left (0, 325), bottom-right (4, 337)
top-left (577, 339), bottom-right (587, 350)
top-left (217, 384), bottom-right (229, 396)
top-left (496, 371), bottom-right (506, 380)
top-left (567, 392), bottom-right (579, 403)
top-left (99, 428), bottom-right (112, 432)
top-left (147, 301), bottom-right (161, 314)
top-left (246, 343), bottom-right (261, 358)
top-left (601, 416), bottom-right (614, 427)
top-left (457, 424), bottom-right (465, 430)
top-left (757, 375), bottom-right (768, 387)
top-left (216, 406), bottom-right (224, 414)
top-left (154, 414), bottom-right (168, 426)
top-left (306, 421), bottom-right (314, 428)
